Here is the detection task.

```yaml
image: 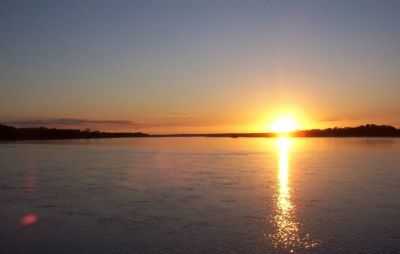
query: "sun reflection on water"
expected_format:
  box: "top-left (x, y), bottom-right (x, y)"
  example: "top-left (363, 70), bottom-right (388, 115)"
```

top-left (269, 137), bottom-right (318, 252)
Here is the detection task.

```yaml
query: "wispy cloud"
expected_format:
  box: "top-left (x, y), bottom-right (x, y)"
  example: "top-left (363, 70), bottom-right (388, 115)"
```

top-left (8, 118), bottom-right (136, 126)
top-left (5, 116), bottom-right (216, 131)
top-left (319, 110), bottom-right (400, 128)
top-left (6, 118), bottom-right (140, 130)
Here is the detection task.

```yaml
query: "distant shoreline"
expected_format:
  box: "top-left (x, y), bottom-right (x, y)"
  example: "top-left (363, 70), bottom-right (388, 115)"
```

top-left (1, 123), bottom-right (400, 141)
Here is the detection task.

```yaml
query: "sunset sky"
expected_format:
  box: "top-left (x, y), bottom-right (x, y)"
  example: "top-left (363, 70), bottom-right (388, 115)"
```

top-left (1, 0), bottom-right (400, 133)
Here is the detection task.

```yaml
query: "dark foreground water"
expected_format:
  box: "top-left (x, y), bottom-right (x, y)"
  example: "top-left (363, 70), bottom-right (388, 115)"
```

top-left (1, 138), bottom-right (400, 254)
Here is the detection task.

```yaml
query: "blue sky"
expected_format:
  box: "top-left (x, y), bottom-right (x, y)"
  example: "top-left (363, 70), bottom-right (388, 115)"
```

top-left (1, 0), bottom-right (400, 132)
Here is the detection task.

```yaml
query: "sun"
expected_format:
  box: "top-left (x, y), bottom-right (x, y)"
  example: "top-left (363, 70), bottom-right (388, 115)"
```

top-left (270, 115), bottom-right (299, 134)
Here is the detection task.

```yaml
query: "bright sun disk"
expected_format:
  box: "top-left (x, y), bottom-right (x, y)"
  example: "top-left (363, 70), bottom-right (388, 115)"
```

top-left (270, 116), bottom-right (299, 134)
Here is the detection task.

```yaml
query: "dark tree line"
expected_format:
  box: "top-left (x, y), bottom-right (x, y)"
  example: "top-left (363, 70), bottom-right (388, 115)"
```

top-left (0, 124), bottom-right (148, 140)
top-left (296, 124), bottom-right (400, 137)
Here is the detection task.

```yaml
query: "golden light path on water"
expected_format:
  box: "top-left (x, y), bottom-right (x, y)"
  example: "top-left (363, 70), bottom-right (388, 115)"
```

top-left (269, 137), bottom-right (319, 252)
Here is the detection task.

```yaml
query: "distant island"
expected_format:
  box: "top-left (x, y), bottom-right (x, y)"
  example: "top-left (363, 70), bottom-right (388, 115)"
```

top-left (1, 123), bottom-right (400, 141)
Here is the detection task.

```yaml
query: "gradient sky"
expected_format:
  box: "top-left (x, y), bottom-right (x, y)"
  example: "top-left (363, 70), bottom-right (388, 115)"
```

top-left (1, 0), bottom-right (400, 133)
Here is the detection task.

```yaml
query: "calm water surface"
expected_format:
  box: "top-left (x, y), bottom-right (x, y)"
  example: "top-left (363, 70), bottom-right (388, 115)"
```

top-left (1, 138), bottom-right (400, 254)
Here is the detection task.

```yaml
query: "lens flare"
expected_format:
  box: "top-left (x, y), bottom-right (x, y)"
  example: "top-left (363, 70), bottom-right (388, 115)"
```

top-left (20, 213), bottom-right (38, 227)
